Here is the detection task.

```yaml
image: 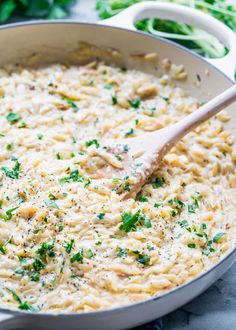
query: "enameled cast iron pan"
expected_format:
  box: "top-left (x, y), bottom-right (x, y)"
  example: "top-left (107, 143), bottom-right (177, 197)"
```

top-left (0, 2), bottom-right (236, 329)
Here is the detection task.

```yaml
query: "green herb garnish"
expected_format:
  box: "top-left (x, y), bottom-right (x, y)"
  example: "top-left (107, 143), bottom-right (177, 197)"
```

top-left (213, 232), bottom-right (225, 243)
top-left (128, 98), bottom-right (141, 109)
top-left (1, 160), bottom-right (21, 179)
top-left (65, 239), bottom-right (74, 254)
top-left (132, 250), bottom-right (150, 265)
top-left (60, 169), bottom-right (83, 184)
top-left (8, 289), bottom-right (34, 311)
top-left (32, 256), bottom-right (45, 272)
top-left (187, 243), bottom-right (196, 249)
top-left (6, 112), bottom-right (21, 123)
top-left (63, 96), bottom-right (79, 112)
top-left (120, 210), bottom-right (141, 232)
top-left (125, 128), bottom-right (134, 137)
top-left (70, 249), bottom-right (84, 263)
top-left (112, 95), bottom-right (117, 105)
top-left (97, 213), bottom-right (105, 219)
top-left (85, 139), bottom-right (100, 148)
top-left (152, 177), bottom-right (165, 189)
top-left (116, 247), bottom-right (128, 258)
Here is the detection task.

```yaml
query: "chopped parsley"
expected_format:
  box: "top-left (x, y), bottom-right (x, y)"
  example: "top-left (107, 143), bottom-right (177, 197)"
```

top-left (48, 193), bottom-right (57, 200)
top-left (128, 98), bottom-right (141, 108)
top-left (0, 206), bottom-right (19, 221)
top-left (97, 213), bottom-right (105, 220)
top-left (201, 223), bottom-right (207, 230)
top-left (32, 256), bottom-right (45, 272)
top-left (87, 248), bottom-right (94, 259)
top-left (18, 256), bottom-right (26, 264)
top-left (85, 139), bottom-right (100, 148)
top-left (70, 249), bottom-right (84, 263)
top-left (112, 95), bottom-right (117, 105)
top-left (187, 243), bottom-right (196, 249)
top-left (45, 200), bottom-right (59, 209)
top-left (29, 272), bottom-right (40, 282)
top-left (213, 232), bottom-right (225, 243)
top-left (116, 247), bottom-right (128, 258)
top-left (37, 133), bottom-right (43, 140)
top-left (125, 128), bottom-right (134, 137)
top-left (63, 96), bottom-right (79, 112)
top-left (6, 112), bottom-right (21, 123)
top-left (178, 219), bottom-right (189, 229)
top-left (104, 84), bottom-right (113, 90)
top-left (36, 239), bottom-right (55, 258)
top-left (65, 239), bottom-right (74, 254)
top-left (6, 143), bottom-right (13, 151)
top-left (133, 250), bottom-right (150, 265)
top-left (152, 177), bottom-right (165, 189)
top-left (139, 195), bottom-right (149, 202)
top-left (123, 144), bottom-right (129, 152)
top-left (58, 224), bottom-right (64, 232)
top-left (154, 201), bottom-right (163, 208)
top-left (0, 244), bottom-right (6, 254)
top-left (8, 289), bottom-right (34, 311)
top-left (188, 192), bottom-right (202, 213)
top-left (120, 210), bottom-right (141, 232)
top-left (60, 169), bottom-right (83, 184)
top-left (1, 160), bottom-right (21, 179)
top-left (56, 152), bottom-right (62, 160)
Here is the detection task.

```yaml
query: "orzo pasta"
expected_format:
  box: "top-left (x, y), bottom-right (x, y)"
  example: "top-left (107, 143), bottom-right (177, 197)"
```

top-left (0, 61), bottom-right (235, 313)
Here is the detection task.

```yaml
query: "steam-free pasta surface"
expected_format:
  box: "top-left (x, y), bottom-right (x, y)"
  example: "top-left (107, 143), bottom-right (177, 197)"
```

top-left (0, 61), bottom-right (236, 313)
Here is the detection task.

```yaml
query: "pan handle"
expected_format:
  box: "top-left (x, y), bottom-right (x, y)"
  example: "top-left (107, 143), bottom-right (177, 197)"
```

top-left (100, 2), bottom-right (236, 81)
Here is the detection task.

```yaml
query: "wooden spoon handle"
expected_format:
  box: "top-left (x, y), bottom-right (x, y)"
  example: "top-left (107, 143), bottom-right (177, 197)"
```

top-left (167, 84), bottom-right (236, 145)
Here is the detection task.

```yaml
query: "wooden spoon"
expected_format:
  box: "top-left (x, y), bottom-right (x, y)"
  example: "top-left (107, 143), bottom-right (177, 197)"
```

top-left (100, 84), bottom-right (236, 198)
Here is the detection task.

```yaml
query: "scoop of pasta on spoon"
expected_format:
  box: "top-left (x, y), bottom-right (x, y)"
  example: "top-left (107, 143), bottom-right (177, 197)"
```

top-left (98, 85), bottom-right (236, 198)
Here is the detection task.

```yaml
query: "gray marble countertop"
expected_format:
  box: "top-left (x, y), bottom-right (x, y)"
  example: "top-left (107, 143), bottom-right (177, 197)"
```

top-left (71, 1), bottom-right (236, 329)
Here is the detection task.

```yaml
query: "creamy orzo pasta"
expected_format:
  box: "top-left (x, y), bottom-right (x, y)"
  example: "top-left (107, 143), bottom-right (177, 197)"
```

top-left (0, 60), bottom-right (236, 313)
